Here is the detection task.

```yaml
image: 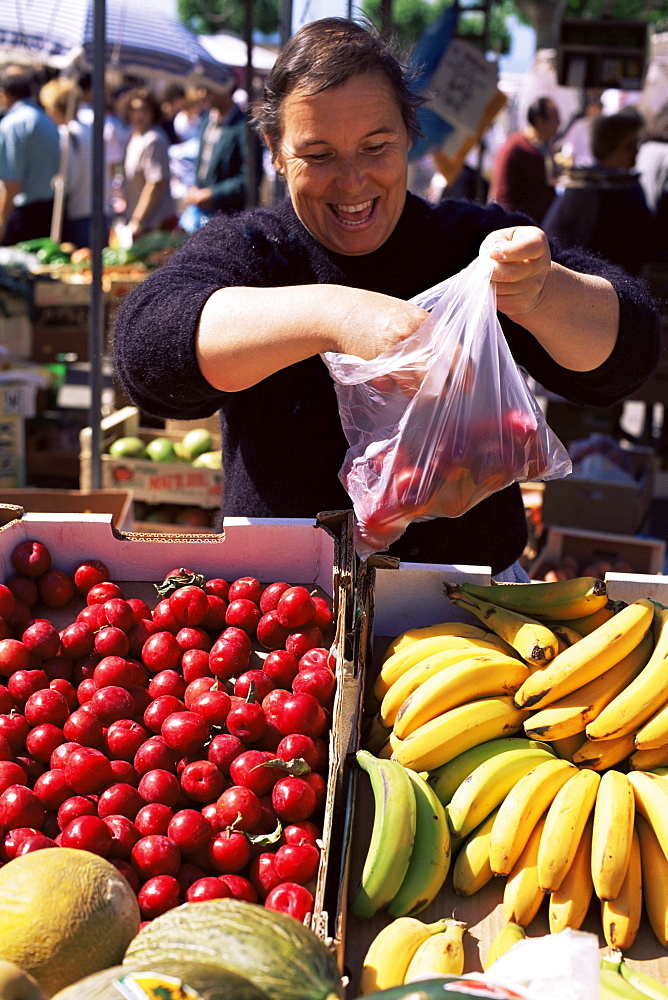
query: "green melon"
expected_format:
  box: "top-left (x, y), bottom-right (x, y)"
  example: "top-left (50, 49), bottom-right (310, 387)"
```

top-left (123, 899), bottom-right (343, 1000)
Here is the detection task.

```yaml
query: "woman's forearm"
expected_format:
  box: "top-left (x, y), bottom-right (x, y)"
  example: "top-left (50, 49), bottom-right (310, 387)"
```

top-left (196, 284), bottom-right (428, 392)
top-left (511, 264), bottom-right (619, 371)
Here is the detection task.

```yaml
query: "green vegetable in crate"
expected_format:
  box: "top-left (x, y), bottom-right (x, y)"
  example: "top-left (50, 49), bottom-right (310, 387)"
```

top-left (123, 899), bottom-right (344, 1000)
top-left (180, 427), bottom-right (214, 462)
top-left (145, 436), bottom-right (179, 462)
top-left (192, 450), bottom-right (222, 469)
top-left (108, 435), bottom-right (147, 459)
top-left (51, 961), bottom-right (270, 1000)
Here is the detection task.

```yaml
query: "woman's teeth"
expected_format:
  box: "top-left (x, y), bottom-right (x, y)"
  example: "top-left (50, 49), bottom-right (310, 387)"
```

top-left (333, 200), bottom-right (374, 224)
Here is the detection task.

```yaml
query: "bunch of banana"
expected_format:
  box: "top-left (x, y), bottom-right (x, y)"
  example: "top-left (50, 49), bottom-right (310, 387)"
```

top-left (357, 916), bottom-right (456, 994)
top-left (351, 749), bottom-right (450, 921)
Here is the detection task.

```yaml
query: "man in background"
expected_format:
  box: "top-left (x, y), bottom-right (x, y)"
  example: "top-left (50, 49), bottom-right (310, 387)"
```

top-left (0, 66), bottom-right (60, 245)
top-left (489, 96), bottom-right (561, 224)
top-left (182, 75), bottom-right (263, 229)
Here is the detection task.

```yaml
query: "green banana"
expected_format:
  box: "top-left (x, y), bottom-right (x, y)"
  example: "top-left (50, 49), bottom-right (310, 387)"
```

top-left (619, 955), bottom-right (668, 999)
top-left (350, 750), bottom-right (417, 919)
top-left (600, 954), bottom-right (657, 1000)
top-left (427, 737), bottom-right (555, 807)
top-left (387, 768), bottom-right (450, 917)
top-left (456, 576), bottom-right (609, 621)
top-left (445, 745), bottom-right (556, 839)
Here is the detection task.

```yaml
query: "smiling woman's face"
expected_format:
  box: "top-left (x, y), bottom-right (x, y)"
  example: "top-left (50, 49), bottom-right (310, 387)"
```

top-left (272, 71), bottom-right (412, 256)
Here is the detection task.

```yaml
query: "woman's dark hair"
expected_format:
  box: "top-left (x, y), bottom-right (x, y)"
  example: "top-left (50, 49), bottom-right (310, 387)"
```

top-left (252, 17), bottom-right (423, 155)
top-left (118, 86), bottom-right (163, 127)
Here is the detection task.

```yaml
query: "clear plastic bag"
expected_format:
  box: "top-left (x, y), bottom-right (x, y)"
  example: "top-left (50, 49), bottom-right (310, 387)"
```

top-left (322, 253), bottom-right (572, 560)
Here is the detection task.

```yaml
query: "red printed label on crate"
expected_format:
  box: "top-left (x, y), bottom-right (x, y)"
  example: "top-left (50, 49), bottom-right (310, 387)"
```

top-left (443, 980), bottom-right (527, 999)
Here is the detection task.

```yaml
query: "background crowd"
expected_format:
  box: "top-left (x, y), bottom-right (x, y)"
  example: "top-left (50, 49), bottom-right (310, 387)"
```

top-left (0, 59), bottom-right (665, 274)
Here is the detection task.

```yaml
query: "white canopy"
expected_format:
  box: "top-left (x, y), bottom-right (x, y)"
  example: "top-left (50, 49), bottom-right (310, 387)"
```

top-left (199, 33), bottom-right (277, 73)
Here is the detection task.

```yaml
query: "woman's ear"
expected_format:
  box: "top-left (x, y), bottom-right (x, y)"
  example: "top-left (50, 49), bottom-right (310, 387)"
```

top-left (266, 135), bottom-right (284, 175)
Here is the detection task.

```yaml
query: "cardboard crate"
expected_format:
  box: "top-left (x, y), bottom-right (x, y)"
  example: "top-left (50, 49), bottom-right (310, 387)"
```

top-left (0, 489), bottom-right (133, 531)
top-left (540, 446), bottom-right (657, 535)
top-left (530, 526), bottom-right (666, 579)
top-left (342, 557), bottom-right (668, 994)
top-left (0, 507), bottom-right (357, 949)
top-left (0, 379), bottom-right (40, 488)
top-left (80, 406), bottom-right (223, 509)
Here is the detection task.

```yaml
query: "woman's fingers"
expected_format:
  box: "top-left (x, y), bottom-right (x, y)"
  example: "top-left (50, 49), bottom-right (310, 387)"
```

top-left (483, 226), bottom-right (552, 317)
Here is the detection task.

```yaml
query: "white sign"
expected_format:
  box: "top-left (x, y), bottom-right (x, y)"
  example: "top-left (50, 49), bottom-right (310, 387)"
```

top-left (291, 0), bottom-right (352, 34)
top-left (426, 38), bottom-right (499, 137)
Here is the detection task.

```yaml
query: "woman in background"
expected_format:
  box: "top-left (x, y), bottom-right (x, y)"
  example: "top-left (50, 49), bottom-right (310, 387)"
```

top-left (118, 86), bottom-right (176, 242)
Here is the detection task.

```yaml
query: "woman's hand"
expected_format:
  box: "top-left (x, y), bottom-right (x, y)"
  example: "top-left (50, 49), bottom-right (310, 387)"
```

top-left (479, 226), bottom-right (552, 321)
top-left (331, 286), bottom-right (429, 359)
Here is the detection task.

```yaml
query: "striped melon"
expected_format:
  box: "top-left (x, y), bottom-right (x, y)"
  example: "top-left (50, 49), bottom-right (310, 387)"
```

top-left (51, 962), bottom-right (270, 999)
top-left (0, 848), bottom-right (140, 998)
top-left (123, 899), bottom-right (343, 1000)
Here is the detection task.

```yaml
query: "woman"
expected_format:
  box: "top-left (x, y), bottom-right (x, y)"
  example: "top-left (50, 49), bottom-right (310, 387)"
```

top-left (543, 109), bottom-right (659, 276)
top-left (114, 19), bottom-right (661, 576)
top-left (118, 87), bottom-right (176, 242)
top-left (39, 76), bottom-right (93, 249)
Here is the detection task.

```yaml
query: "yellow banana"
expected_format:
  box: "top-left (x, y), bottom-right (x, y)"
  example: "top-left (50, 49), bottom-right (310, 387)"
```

top-left (549, 732), bottom-right (587, 762)
top-left (455, 576), bottom-right (609, 622)
top-left (489, 757), bottom-right (578, 876)
top-left (585, 606), bottom-right (668, 741)
top-left (403, 918), bottom-right (467, 982)
top-left (358, 916), bottom-right (452, 994)
top-left (375, 630), bottom-right (515, 699)
top-left (636, 814), bottom-right (668, 948)
top-left (537, 766), bottom-right (600, 892)
top-left (572, 733), bottom-right (636, 771)
top-left (601, 827), bottom-right (642, 950)
top-left (446, 745), bottom-right (557, 840)
top-left (444, 585), bottom-right (560, 663)
top-left (591, 768), bottom-right (635, 901)
top-left (627, 770), bottom-right (668, 861)
top-left (377, 731), bottom-right (403, 759)
top-left (427, 737), bottom-right (554, 807)
top-left (387, 768), bottom-right (451, 918)
top-left (514, 599), bottom-right (654, 711)
top-left (552, 624), bottom-right (584, 653)
top-left (452, 807), bottom-right (498, 896)
top-left (523, 633), bottom-right (653, 743)
top-left (350, 750), bottom-right (417, 919)
top-left (555, 600), bottom-right (620, 636)
top-left (548, 814), bottom-right (595, 933)
top-left (393, 655), bottom-right (530, 740)
top-left (503, 814), bottom-right (547, 927)
top-left (380, 647), bottom-right (518, 729)
top-left (635, 701), bottom-right (668, 751)
top-left (382, 620), bottom-right (506, 661)
top-left (630, 746), bottom-right (668, 771)
top-left (391, 697), bottom-right (530, 774)
top-left (484, 922), bottom-right (526, 970)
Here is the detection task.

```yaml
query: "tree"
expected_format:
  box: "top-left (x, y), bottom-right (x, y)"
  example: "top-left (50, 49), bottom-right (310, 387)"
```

top-left (178, 0), bottom-right (280, 40)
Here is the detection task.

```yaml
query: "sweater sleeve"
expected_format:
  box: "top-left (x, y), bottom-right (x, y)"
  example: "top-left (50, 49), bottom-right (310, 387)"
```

top-left (112, 210), bottom-right (297, 420)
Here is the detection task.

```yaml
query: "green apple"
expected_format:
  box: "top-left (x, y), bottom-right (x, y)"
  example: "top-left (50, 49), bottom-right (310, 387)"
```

top-left (191, 450), bottom-right (222, 470)
top-left (181, 428), bottom-right (214, 462)
top-left (108, 436), bottom-right (147, 459)
top-left (146, 437), bottom-right (179, 463)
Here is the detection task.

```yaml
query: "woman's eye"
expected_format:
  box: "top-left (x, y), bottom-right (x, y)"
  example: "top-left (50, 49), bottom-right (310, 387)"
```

top-left (365, 143), bottom-right (387, 154)
top-left (305, 152), bottom-right (331, 162)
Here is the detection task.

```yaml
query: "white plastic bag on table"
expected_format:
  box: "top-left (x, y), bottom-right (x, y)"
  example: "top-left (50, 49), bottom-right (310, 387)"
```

top-left (322, 253), bottom-right (572, 561)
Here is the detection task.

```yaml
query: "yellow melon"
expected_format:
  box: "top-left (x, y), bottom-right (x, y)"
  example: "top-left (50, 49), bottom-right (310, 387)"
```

top-left (0, 959), bottom-right (45, 999)
top-left (0, 848), bottom-right (140, 998)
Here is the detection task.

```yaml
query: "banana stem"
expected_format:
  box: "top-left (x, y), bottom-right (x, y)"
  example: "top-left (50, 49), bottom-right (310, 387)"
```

top-left (619, 959), bottom-right (668, 1000)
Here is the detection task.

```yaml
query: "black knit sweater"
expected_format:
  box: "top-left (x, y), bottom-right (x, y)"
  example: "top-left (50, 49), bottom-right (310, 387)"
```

top-left (113, 193), bottom-right (661, 573)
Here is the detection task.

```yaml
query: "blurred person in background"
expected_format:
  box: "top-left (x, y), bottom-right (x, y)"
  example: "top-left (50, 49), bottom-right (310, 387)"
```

top-left (557, 93), bottom-right (604, 168)
top-left (636, 103), bottom-right (668, 255)
top-left (118, 86), bottom-right (176, 241)
top-left (489, 96), bottom-right (560, 224)
top-left (160, 83), bottom-right (187, 146)
top-left (181, 76), bottom-right (263, 230)
top-left (40, 77), bottom-right (94, 249)
top-left (543, 108), bottom-right (658, 276)
top-left (173, 86), bottom-right (207, 142)
top-left (77, 72), bottom-right (130, 224)
top-left (0, 65), bottom-right (60, 244)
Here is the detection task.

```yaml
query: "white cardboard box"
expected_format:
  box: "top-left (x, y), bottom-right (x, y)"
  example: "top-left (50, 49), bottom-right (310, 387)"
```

top-left (0, 507), bottom-right (356, 948)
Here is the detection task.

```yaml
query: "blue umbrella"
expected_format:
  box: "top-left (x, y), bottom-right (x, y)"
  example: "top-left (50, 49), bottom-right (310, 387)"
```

top-left (0, 0), bottom-right (234, 86)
